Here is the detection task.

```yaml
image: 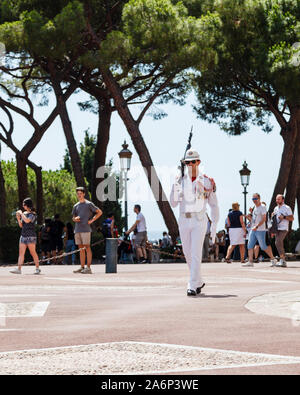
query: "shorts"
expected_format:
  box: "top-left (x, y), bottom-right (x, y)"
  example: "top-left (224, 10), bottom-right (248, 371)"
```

top-left (75, 232), bottom-right (91, 246)
top-left (248, 230), bottom-right (268, 251)
top-left (20, 236), bottom-right (37, 245)
top-left (41, 240), bottom-right (51, 253)
top-left (50, 237), bottom-right (63, 251)
top-left (135, 231), bottom-right (147, 248)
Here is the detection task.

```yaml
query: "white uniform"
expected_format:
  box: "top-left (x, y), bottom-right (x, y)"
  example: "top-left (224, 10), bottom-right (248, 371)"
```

top-left (170, 172), bottom-right (219, 291)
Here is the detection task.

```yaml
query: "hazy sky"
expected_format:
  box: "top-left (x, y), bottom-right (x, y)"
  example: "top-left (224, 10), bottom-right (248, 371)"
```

top-left (1, 90), bottom-right (293, 238)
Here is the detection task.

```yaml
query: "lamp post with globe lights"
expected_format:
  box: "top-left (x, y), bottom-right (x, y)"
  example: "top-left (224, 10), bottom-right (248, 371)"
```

top-left (239, 161), bottom-right (251, 223)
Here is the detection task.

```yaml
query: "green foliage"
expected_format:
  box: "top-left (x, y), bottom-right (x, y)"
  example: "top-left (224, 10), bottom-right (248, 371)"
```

top-left (192, 0), bottom-right (300, 136)
top-left (79, 129), bottom-right (96, 191)
top-left (97, 0), bottom-right (219, 72)
top-left (0, 0), bottom-right (86, 58)
top-left (1, 160), bottom-right (77, 224)
top-left (60, 131), bottom-right (125, 233)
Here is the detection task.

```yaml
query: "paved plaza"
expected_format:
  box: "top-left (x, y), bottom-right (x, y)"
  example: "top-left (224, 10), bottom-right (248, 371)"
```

top-left (0, 262), bottom-right (300, 375)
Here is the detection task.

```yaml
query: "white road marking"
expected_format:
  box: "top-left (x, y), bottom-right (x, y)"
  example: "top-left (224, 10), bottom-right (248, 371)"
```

top-left (242, 268), bottom-right (300, 276)
top-left (0, 294), bottom-right (54, 297)
top-left (245, 290), bottom-right (300, 322)
top-left (0, 302), bottom-right (50, 318)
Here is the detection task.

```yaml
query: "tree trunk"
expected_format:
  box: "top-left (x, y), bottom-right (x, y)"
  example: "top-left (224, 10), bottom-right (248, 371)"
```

top-left (269, 122), bottom-right (298, 214)
top-left (101, 70), bottom-right (179, 239)
top-left (283, 106), bottom-right (300, 213)
top-left (28, 161), bottom-right (43, 225)
top-left (297, 184), bottom-right (300, 226)
top-left (0, 159), bottom-right (7, 226)
top-left (16, 154), bottom-right (29, 209)
top-left (92, 97), bottom-right (112, 206)
top-left (52, 78), bottom-right (88, 193)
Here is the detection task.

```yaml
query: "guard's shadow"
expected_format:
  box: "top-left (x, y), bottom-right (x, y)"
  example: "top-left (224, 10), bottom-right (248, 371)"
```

top-left (198, 294), bottom-right (238, 298)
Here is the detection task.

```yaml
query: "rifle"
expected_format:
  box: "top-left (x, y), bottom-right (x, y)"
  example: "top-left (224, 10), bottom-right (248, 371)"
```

top-left (180, 126), bottom-right (193, 178)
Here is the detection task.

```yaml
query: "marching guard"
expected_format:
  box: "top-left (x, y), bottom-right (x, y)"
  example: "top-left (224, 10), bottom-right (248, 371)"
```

top-left (170, 148), bottom-right (219, 296)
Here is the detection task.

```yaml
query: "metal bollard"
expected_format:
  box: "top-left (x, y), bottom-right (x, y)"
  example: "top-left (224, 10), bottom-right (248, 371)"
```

top-left (105, 238), bottom-right (118, 273)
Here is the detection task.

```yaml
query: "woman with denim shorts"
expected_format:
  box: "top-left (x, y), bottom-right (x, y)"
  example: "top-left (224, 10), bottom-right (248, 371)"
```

top-left (10, 198), bottom-right (41, 275)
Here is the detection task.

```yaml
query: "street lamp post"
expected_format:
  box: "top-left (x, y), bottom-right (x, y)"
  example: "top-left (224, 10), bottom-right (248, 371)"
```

top-left (118, 141), bottom-right (133, 232)
top-left (239, 161), bottom-right (251, 223)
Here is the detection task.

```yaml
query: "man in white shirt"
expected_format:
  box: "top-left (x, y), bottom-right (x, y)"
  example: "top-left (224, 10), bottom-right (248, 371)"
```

top-left (245, 193), bottom-right (277, 267)
top-left (170, 148), bottom-right (219, 296)
top-left (126, 205), bottom-right (147, 263)
top-left (272, 194), bottom-right (294, 267)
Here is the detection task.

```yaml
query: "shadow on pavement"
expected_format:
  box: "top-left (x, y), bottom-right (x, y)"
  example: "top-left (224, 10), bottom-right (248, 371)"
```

top-left (199, 294), bottom-right (238, 298)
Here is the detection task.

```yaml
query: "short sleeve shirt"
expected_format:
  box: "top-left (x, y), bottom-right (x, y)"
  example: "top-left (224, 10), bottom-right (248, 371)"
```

top-left (72, 200), bottom-right (99, 233)
top-left (274, 204), bottom-right (293, 231)
top-left (136, 212), bottom-right (147, 232)
top-left (252, 205), bottom-right (267, 231)
top-left (21, 213), bottom-right (37, 238)
top-left (228, 210), bottom-right (243, 228)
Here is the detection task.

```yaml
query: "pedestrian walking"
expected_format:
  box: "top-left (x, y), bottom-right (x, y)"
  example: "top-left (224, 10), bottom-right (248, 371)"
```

top-left (215, 230), bottom-right (226, 261)
top-left (225, 202), bottom-right (247, 263)
top-left (10, 198), bottom-right (41, 275)
top-left (244, 193), bottom-right (277, 267)
top-left (72, 187), bottom-right (102, 274)
top-left (271, 194), bottom-right (294, 267)
top-left (63, 222), bottom-right (76, 265)
top-left (126, 205), bottom-right (148, 264)
top-left (170, 148), bottom-right (219, 296)
top-left (39, 217), bottom-right (52, 264)
top-left (49, 214), bottom-right (65, 264)
top-left (101, 214), bottom-right (115, 239)
top-left (161, 232), bottom-right (172, 248)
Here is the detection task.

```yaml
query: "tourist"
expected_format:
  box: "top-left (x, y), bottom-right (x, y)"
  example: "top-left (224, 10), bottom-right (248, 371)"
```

top-left (39, 217), bottom-right (52, 264)
top-left (271, 194), bottom-right (294, 267)
top-left (72, 187), bottom-right (102, 274)
top-left (244, 193), bottom-right (277, 267)
top-left (126, 205), bottom-right (148, 264)
top-left (64, 222), bottom-right (76, 265)
top-left (49, 214), bottom-right (65, 264)
top-left (225, 202), bottom-right (247, 263)
top-left (10, 198), bottom-right (41, 275)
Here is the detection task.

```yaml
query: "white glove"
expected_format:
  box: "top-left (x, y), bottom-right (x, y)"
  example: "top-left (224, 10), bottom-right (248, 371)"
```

top-left (210, 224), bottom-right (217, 244)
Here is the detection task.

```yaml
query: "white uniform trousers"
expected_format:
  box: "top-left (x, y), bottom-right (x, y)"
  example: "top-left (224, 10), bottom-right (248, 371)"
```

top-left (179, 214), bottom-right (207, 291)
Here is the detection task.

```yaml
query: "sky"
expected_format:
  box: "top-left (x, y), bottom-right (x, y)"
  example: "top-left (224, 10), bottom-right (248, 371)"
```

top-left (0, 90), bottom-right (294, 239)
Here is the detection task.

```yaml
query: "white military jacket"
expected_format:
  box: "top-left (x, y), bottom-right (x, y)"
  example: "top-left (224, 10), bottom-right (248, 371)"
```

top-left (170, 172), bottom-right (220, 241)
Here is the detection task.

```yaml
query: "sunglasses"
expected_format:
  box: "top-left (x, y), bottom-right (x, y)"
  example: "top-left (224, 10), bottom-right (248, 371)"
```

top-left (252, 198), bottom-right (259, 201)
top-left (185, 160), bottom-right (197, 165)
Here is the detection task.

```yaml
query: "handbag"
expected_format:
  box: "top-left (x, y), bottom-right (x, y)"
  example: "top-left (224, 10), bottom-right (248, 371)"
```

top-left (267, 213), bottom-right (278, 233)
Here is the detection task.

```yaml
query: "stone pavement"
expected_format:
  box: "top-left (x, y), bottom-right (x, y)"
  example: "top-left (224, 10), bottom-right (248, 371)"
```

top-left (0, 262), bottom-right (300, 375)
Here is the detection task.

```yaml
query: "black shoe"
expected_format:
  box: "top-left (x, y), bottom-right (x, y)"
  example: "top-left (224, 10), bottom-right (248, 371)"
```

top-left (139, 258), bottom-right (147, 264)
top-left (196, 283), bottom-right (206, 294)
top-left (187, 289), bottom-right (197, 297)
